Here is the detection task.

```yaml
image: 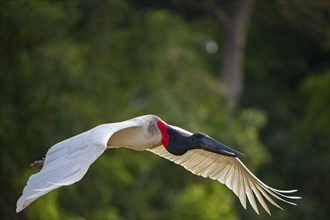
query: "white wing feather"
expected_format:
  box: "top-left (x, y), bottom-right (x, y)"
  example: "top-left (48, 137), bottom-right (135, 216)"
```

top-left (148, 126), bottom-right (300, 215)
top-left (16, 119), bottom-right (140, 213)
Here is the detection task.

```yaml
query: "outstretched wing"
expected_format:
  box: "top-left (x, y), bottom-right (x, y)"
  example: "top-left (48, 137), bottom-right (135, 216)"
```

top-left (16, 119), bottom-right (140, 213)
top-left (148, 126), bottom-right (300, 215)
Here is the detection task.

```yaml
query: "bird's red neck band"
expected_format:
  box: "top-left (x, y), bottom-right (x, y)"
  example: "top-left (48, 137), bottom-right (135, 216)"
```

top-left (157, 119), bottom-right (170, 148)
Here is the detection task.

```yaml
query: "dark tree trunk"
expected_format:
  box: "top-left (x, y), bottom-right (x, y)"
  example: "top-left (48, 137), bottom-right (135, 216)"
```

top-left (220, 0), bottom-right (254, 113)
top-left (169, 0), bottom-right (255, 114)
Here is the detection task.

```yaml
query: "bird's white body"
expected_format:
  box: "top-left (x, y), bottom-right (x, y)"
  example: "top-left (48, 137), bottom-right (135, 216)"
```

top-left (17, 114), bottom-right (300, 215)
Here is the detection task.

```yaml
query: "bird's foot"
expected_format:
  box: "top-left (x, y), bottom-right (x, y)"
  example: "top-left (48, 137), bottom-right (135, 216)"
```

top-left (30, 157), bottom-right (45, 169)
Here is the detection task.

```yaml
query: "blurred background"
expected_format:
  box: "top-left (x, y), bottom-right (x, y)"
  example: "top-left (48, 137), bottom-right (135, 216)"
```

top-left (1, 0), bottom-right (329, 219)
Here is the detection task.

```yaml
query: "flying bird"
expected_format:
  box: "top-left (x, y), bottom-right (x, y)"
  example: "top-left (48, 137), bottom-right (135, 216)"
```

top-left (16, 115), bottom-right (300, 214)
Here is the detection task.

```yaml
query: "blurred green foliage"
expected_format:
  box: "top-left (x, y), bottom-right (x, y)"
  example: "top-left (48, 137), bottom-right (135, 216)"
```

top-left (1, 1), bottom-right (329, 220)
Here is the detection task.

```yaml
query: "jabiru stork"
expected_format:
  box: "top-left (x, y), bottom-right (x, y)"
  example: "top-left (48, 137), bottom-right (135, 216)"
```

top-left (16, 115), bottom-right (300, 214)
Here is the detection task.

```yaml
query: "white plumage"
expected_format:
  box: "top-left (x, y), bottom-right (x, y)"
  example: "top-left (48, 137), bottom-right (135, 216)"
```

top-left (16, 114), bottom-right (300, 214)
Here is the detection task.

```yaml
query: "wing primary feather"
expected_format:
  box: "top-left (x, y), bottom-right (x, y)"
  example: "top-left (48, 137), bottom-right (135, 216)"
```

top-left (243, 172), bottom-right (259, 215)
top-left (250, 181), bottom-right (271, 215)
top-left (229, 166), bottom-right (238, 192)
top-left (271, 190), bottom-right (302, 200)
top-left (237, 169), bottom-right (247, 209)
top-left (217, 164), bottom-right (231, 184)
top-left (230, 167), bottom-right (243, 206)
top-left (260, 185), bottom-right (298, 206)
top-left (255, 184), bottom-right (284, 210)
top-left (268, 188), bottom-right (298, 193)
top-left (224, 165), bottom-right (236, 190)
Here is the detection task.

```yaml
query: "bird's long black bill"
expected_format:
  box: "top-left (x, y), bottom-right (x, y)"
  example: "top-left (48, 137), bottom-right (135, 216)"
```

top-left (199, 135), bottom-right (246, 157)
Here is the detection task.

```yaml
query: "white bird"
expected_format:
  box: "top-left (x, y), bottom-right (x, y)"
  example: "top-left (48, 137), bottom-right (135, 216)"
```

top-left (16, 114), bottom-right (300, 214)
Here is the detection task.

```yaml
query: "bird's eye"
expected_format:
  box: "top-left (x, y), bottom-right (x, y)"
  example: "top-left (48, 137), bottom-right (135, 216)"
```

top-left (192, 132), bottom-right (205, 141)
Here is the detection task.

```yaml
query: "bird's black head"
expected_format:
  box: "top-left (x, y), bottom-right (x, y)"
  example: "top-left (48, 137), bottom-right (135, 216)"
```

top-left (157, 119), bottom-right (245, 157)
top-left (190, 132), bottom-right (245, 157)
